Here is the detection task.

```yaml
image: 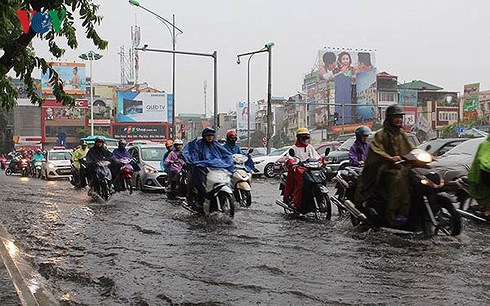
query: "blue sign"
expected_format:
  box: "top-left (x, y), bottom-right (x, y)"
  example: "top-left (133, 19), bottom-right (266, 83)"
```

top-left (455, 126), bottom-right (464, 134)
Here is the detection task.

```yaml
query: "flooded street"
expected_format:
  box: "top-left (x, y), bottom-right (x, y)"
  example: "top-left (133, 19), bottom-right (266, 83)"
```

top-left (0, 173), bottom-right (489, 305)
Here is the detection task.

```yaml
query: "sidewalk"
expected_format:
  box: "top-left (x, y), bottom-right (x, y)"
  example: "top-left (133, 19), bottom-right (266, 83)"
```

top-left (0, 223), bottom-right (58, 306)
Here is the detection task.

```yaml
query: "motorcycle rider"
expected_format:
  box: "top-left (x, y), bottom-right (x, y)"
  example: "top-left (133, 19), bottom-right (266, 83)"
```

top-left (164, 139), bottom-right (186, 199)
top-left (86, 137), bottom-right (113, 189)
top-left (467, 134), bottom-right (490, 219)
top-left (283, 128), bottom-right (322, 210)
top-left (182, 127), bottom-right (234, 208)
top-left (31, 149), bottom-right (45, 170)
top-left (72, 141), bottom-right (89, 187)
top-left (111, 139), bottom-right (134, 188)
top-left (355, 104), bottom-right (414, 226)
top-left (223, 130), bottom-right (254, 172)
top-left (349, 126), bottom-right (371, 167)
top-left (160, 139), bottom-right (174, 173)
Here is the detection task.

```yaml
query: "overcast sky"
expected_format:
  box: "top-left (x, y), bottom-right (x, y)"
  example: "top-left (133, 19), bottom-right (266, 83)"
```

top-left (32, 0), bottom-right (490, 115)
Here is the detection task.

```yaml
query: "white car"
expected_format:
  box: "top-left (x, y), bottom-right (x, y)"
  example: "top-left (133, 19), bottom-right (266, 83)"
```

top-left (252, 146), bottom-right (290, 178)
top-left (41, 149), bottom-right (73, 179)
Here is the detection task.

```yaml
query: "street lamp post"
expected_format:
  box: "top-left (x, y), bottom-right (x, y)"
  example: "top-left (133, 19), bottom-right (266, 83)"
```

top-left (129, 0), bottom-right (183, 138)
top-left (237, 42), bottom-right (274, 153)
top-left (79, 51), bottom-right (103, 136)
top-left (136, 46), bottom-right (219, 130)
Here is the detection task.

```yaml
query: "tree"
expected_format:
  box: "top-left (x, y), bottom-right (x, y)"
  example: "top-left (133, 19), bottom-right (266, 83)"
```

top-left (439, 117), bottom-right (488, 138)
top-left (76, 127), bottom-right (110, 139)
top-left (0, 0), bottom-right (108, 109)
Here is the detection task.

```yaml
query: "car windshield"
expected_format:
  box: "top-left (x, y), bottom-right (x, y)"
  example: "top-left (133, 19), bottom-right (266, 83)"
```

top-left (269, 148), bottom-right (288, 156)
top-left (141, 147), bottom-right (166, 161)
top-left (49, 151), bottom-right (72, 160)
top-left (337, 137), bottom-right (356, 151)
top-left (442, 138), bottom-right (485, 156)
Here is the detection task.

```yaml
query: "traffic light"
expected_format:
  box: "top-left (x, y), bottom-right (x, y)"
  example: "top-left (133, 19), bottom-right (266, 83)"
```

top-left (333, 112), bottom-right (339, 124)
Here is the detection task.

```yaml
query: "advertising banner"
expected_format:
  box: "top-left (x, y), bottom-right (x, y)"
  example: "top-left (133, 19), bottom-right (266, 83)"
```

top-left (318, 49), bottom-right (376, 125)
top-left (463, 83), bottom-right (479, 119)
top-left (41, 62), bottom-right (86, 95)
top-left (403, 107), bottom-right (417, 131)
top-left (236, 101), bottom-right (256, 132)
top-left (399, 89), bottom-right (418, 106)
top-left (117, 92), bottom-right (171, 123)
top-left (113, 124), bottom-right (166, 140)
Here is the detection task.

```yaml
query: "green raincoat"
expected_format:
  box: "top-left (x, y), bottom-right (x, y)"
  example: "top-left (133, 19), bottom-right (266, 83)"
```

top-left (355, 121), bottom-right (415, 224)
top-left (468, 135), bottom-right (490, 207)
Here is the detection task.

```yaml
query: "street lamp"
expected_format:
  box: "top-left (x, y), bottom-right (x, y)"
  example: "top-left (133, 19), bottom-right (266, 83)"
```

top-left (79, 51), bottom-right (103, 136)
top-left (129, 0), bottom-right (183, 138)
top-left (237, 42), bottom-right (274, 153)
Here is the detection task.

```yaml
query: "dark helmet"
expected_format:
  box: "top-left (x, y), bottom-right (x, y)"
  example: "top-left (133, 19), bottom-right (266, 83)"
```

top-left (202, 127), bottom-right (216, 137)
top-left (80, 140), bottom-right (87, 146)
top-left (355, 125), bottom-right (372, 137)
top-left (118, 139), bottom-right (127, 147)
top-left (386, 104), bottom-right (405, 117)
top-left (95, 137), bottom-right (105, 143)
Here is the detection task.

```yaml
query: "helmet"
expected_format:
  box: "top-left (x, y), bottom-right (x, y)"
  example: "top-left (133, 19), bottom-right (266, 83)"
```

top-left (36, 149), bottom-right (42, 153)
top-left (201, 127), bottom-right (216, 137)
top-left (165, 139), bottom-right (174, 147)
top-left (80, 140), bottom-right (87, 146)
top-left (173, 139), bottom-right (184, 145)
top-left (355, 126), bottom-right (372, 137)
top-left (226, 130), bottom-right (237, 139)
top-left (296, 128), bottom-right (310, 136)
top-left (386, 104), bottom-right (405, 117)
top-left (118, 139), bottom-right (126, 146)
top-left (95, 137), bottom-right (105, 143)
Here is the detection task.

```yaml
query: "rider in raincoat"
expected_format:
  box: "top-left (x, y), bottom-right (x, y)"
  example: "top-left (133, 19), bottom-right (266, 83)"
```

top-left (222, 130), bottom-right (254, 173)
top-left (468, 134), bottom-right (490, 218)
top-left (182, 127), bottom-right (234, 201)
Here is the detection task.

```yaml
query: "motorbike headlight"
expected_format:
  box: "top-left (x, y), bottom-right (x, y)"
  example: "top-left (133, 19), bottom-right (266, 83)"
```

top-left (48, 163), bottom-right (55, 169)
top-left (144, 165), bottom-right (157, 174)
top-left (416, 152), bottom-right (432, 163)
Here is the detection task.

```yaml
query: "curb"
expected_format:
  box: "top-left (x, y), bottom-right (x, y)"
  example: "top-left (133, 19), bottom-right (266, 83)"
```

top-left (0, 223), bottom-right (58, 306)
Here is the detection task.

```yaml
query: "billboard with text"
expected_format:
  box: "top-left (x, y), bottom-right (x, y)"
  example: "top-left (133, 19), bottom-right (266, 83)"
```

top-left (41, 62), bottom-right (86, 95)
top-left (117, 92), bottom-right (172, 123)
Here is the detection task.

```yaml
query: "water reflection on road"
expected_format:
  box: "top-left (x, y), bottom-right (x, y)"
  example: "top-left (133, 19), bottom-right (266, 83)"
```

top-left (0, 174), bottom-right (488, 305)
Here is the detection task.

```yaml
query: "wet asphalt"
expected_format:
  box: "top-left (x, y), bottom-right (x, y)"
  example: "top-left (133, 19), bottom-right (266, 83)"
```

top-left (0, 173), bottom-right (489, 305)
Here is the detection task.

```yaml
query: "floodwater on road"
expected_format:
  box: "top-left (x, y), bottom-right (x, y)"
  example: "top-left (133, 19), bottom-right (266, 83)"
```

top-left (0, 173), bottom-right (489, 305)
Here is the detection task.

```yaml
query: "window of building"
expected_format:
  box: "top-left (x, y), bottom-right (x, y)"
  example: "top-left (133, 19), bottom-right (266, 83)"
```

top-left (379, 92), bottom-right (396, 102)
top-left (438, 111), bottom-right (458, 122)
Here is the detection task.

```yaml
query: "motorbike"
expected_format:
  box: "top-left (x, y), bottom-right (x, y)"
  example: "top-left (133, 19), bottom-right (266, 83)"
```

top-left (337, 148), bottom-right (462, 236)
top-left (167, 167), bottom-right (188, 199)
top-left (5, 157), bottom-right (29, 176)
top-left (70, 157), bottom-right (87, 188)
top-left (90, 160), bottom-right (113, 201)
top-left (232, 154), bottom-right (253, 207)
top-left (114, 157), bottom-right (134, 195)
top-left (444, 177), bottom-right (489, 223)
top-left (182, 167), bottom-right (235, 218)
top-left (31, 159), bottom-right (45, 178)
top-left (275, 148), bottom-right (332, 220)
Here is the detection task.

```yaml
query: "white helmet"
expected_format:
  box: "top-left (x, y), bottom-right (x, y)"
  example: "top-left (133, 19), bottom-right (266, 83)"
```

top-left (173, 139), bottom-right (184, 145)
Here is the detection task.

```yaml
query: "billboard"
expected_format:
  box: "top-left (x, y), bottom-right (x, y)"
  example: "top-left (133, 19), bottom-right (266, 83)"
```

top-left (41, 62), bottom-right (86, 95)
top-left (399, 89), bottom-right (418, 107)
top-left (117, 92), bottom-right (172, 123)
top-left (318, 49), bottom-right (377, 124)
top-left (463, 83), bottom-right (479, 119)
top-left (113, 124), bottom-right (166, 140)
top-left (236, 101), bottom-right (256, 132)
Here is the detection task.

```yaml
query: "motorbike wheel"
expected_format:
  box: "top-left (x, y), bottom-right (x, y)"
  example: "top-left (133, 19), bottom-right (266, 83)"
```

top-left (5, 168), bottom-right (12, 176)
top-left (100, 182), bottom-right (110, 201)
top-left (423, 201), bottom-right (462, 237)
top-left (238, 190), bottom-right (252, 207)
top-left (314, 194), bottom-right (332, 221)
top-left (125, 177), bottom-right (133, 195)
top-left (218, 193), bottom-right (235, 218)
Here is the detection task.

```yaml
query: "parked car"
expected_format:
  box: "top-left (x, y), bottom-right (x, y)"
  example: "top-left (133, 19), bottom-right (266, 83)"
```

top-left (325, 131), bottom-right (420, 171)
top-left (252, 146), bottom-right (291, 178)
top-left (41, 149), bottom-right (73, 179)
top-left (417, 138), bottom-right (468, 157)
top-left (430, 137), bottom-right (486, 182)
top-left (128, 143), bottom-right (168, 192)
top-left (315, 141), bottom-right (341, 153)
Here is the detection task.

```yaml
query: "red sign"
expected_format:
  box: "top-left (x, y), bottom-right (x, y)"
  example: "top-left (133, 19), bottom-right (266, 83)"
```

top-left (43, 99), bottom-right (88, 108)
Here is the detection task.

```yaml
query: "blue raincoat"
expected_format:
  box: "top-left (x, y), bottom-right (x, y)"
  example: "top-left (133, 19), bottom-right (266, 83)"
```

top-left (223, 143), bottom-right (254, 173)
top-left (182, 138), bottom-right (234, 172)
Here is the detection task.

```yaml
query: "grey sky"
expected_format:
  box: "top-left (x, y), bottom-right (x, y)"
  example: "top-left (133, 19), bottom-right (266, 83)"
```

top-left (32, 0), bottom-right (489, 115)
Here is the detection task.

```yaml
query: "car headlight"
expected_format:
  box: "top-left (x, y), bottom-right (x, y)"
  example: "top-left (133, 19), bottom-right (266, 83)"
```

top-left (144, 165), bottom-right (157, 174)
top-left (48, 163), bottom-right (55, 169)
top-left (326, 157), bottom-right (336, 163)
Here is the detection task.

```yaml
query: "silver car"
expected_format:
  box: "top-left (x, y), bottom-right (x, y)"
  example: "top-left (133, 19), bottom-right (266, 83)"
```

top-left (128, 144), bottom-right (168, 192)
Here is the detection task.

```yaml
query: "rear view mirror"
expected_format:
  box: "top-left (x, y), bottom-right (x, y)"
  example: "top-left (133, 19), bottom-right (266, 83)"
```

top-left (425, 144), bottom-right (432, 152)
top-left (248, 148), bottom-right (254, 154)
top-left (324, 147), bottom-right (330, 156)
top-left (288, 148), bottom-right (295, 157)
